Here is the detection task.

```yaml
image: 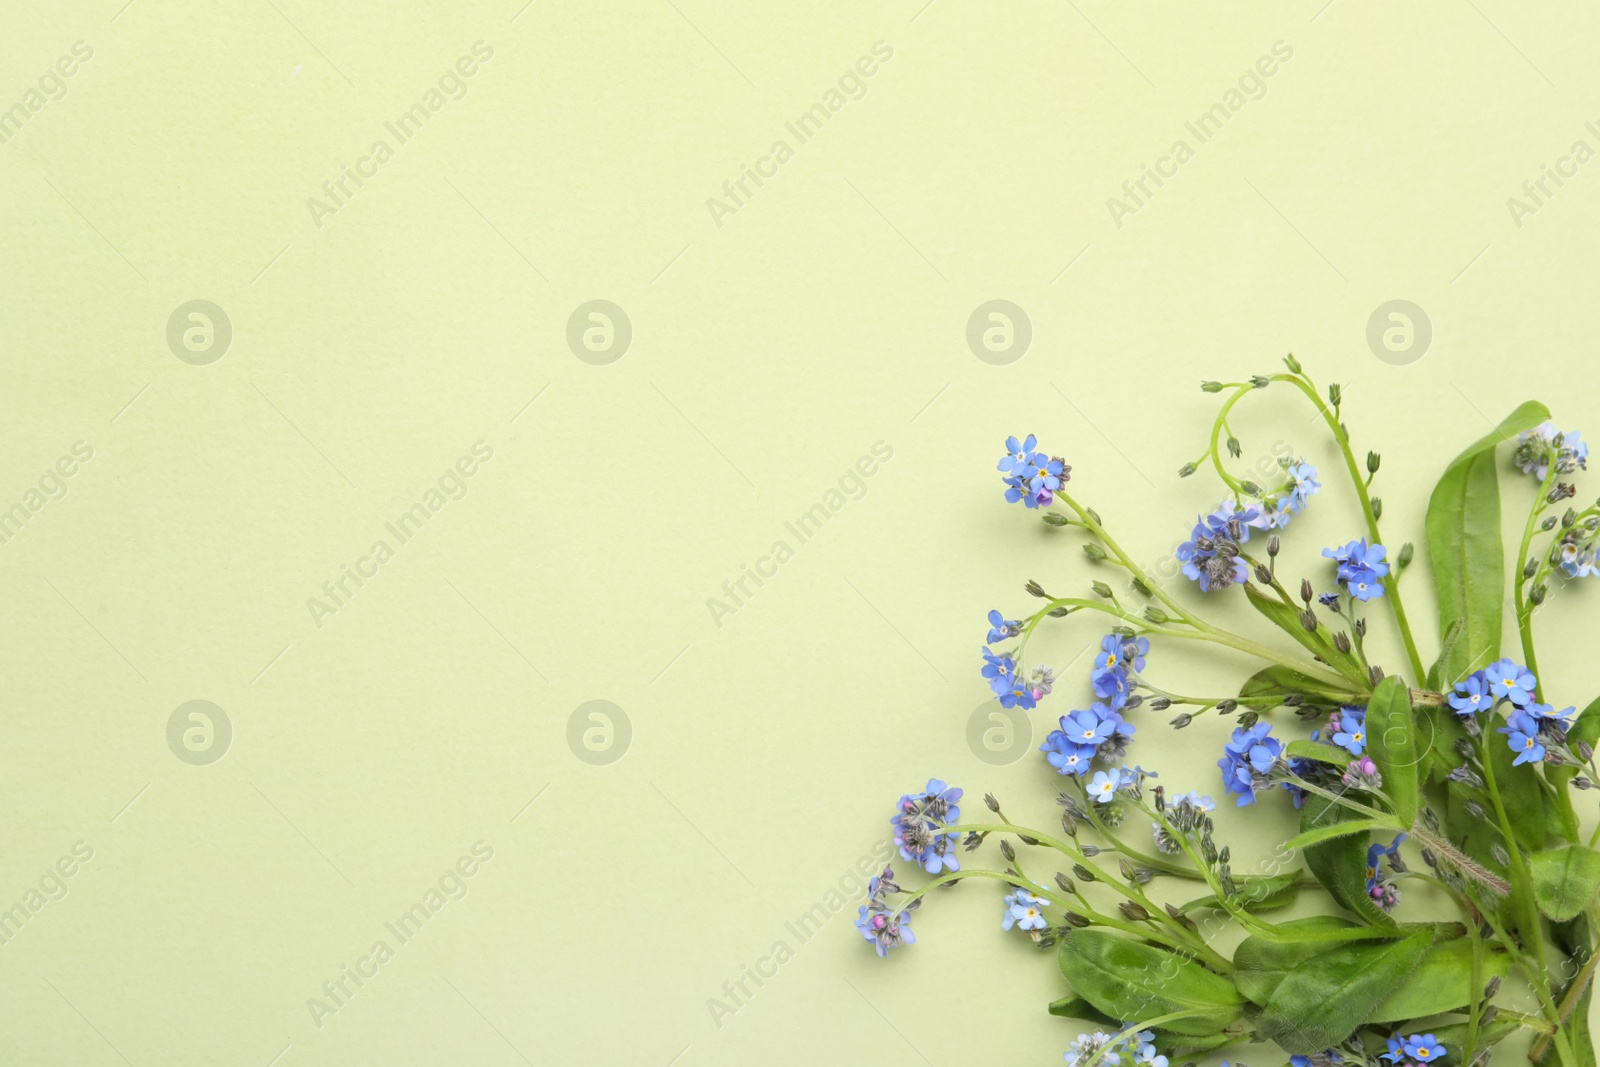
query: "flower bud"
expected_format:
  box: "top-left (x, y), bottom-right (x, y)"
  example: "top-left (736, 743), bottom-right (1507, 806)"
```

top-left (1169, 713), bottom-right (1192, 729)
top-left (1328, 383), bottom-right (1342, 406)
top-left (1149, 696), bottom-right (1171, 710)
top-left (1000, 840), bottom-right (1015, 862)
top-left (1086, 507), bottom-right (1102, 525)
top-left (1284, 353), bottom-right (1302, 373)
top-left (1333, 632), bottom-right (1352, 653)
top-left (1398, 542), bottom-right (1414, 569)
top-left (1144, 606), bottom-right (1170, 624)
top-left (984, 792), bottom-right (1000, 812)
top-left (1299, 610), bottom-right (1318, 632)
top-left (1072, 864), bottom-right (1095, 883)
top-left (1178, 462), bottom-right (1196, 477)
top-left (1025, 579), bottom-right (1048, 598)
top-left (1369, 665), bottom-right (1386, 686)
top-left (1268, 534), bottom-right (1281, 558)
top-left (1301, 579), bottom-right (1313, 603)
top-left (1227, 436), bottom-right (1242, 459)
top-left (1055, 872), bottom-right (1074, 893)
top-left (1200, 380), bottom-right (1223, 393)
top-left (1118, 901), bottom-right (1149, 921)
top-left (1083, 543), bottom-right (1108, 561)
top-left (1371, 496), bottom-right (1383, 519)
top-left (1367, 451), bottom-right (1381, 474)
top-left (1091, 580), bottom-right (1113, 599)
top-left (1254, 565), bottom-right (1273, 585)
top-left (1131, 578), bottom-right (1153, 597)
top-left (1042, 512), bottom-right (1070, 526)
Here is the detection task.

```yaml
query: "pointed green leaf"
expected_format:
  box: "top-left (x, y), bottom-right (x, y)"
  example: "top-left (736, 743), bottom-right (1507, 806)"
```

top-left (1239, 664), bottom-right (1363, 709)
top-left (1244, 584), bottom-right (1369, 688)
top-left (1256, 930), bottom-right (1432, 1054)
top-left (1057, 929), bottom-right (1242, 1036)
top-left (1285, 740), bottom-right (1353, 767)
top-left (1232, 916), bottom-right (1356, 1006)
top-left (1425, 400), bottom-right (1549, 685)
top-left (1365, 675), bottom-right (1420, 827)
top-left (1178, 872), bottom-right (1302, 915)
top-left (1284, 817), bottom-right (1397, 853)
top-left (1048, 994), bottom-right (1120, 1026)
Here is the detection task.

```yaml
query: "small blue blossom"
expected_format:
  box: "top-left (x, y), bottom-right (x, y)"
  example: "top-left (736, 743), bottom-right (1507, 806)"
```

top-left (1116, 634), bottom-right (1149, 672)
top-left (1317, 591), bottom-right (1340, 608)
top-left (986, 609), bottom-right (1021, 644)
top-left (1041, 730), bottom-right (1095, 776)
top-left (1002, 888), bottom-right (1049, 932)
top-left (1324, 538), bottom-right (1389, 601)
top-left (998, 435), bottom-right (1037, 476)
top-left (1030, 455), bottom-right (1068, 496)
top-left (1449, 672), bottom-right (1494, 716)
top-left (1090, 634), bottom-right (1121, 678)
top-left (1485, 658), bottom-right (1537, 707)
top-left (1516, 421), bottom-right (1588, 481)
top-left (1527, 701), bottom-right (1576, 721)
top-left (1365, 833), bottom-right (1406, 912)
top-left (1498, 710), bottom-right (1546, 766)
top-left (1331, 707), bottom-right (1367, 756)
top-left (1403, 1034), bottom-right (1446, 1064)
top-left (995, 681), bottom-right (1038, 711)
top-left (1558, 538), bottom-right (1599, 579)
top-left (1286, 460), bottom-right (1322, 507)
top-left (981, 647), bottom-right (1017, 695)
top-left (1382, 1037), bottom-right (1406, 1064)
top-left (1060, 709), bottom-right (1115, 748)
top-left (1087, 769), bottom-right (1120, 804)
top-left (1092, 665), bottom-right (1131, 708)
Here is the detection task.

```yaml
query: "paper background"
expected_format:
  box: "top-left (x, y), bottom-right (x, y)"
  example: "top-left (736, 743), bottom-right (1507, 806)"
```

top-left (2, 0), bottom-right (1598, 1062)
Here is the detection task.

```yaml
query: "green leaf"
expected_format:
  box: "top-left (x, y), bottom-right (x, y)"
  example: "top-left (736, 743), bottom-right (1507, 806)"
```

top-left (1057, 929), bottom-right (1242, 1036)
top-left (1244, 584), bottom-right (1369, 688)
top-left (1369, 937), bottom-right (1513, 1021)
top-left (1425, 399), bottom-right (1549, 685)
top-left (1256, 930), bottom-right (1432, 1054)
top-left (1541, 915), bottom-right (1597, 1067)
top-left (1231, 916), bottom-right (1356, 1005)
top-left (1365, 675), bottom-right (1420, 827)
top-left (1284, 817), bottom-right (1397, 853)
top-left (1178, 872), bottom-right (1302, 915)
top-left (1285, 740), bottom-right (1353, 766)
top-left (1488, 724), bottom-right (1549, 852)
top-left (1416, 701), bottom-right (1469, 785)
top-left (1298, 792), bottom-right (1397, 925)
top-left (1047, 994), bottom-right (1120, 1026)
top-left (1239, 664), bottom-right (1363, 709)
top-left (1530, 844), bottom-right (1600, 922)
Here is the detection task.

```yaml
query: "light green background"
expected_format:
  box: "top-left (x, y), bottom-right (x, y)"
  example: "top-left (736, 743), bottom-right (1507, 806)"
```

top-left (3, 0), bottom-right (1599, 1063)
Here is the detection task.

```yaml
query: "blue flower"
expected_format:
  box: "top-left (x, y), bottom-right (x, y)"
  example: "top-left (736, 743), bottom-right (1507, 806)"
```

top-left (1485, 658), bottom-right (1537, 707)
top-left (1324, 539), bottom-right (1389, 601)
top-left (1365, 833), bottom-right (1406, 912)
top-left (1516, 421), bottom-right (1588, 480)
top-left (1176, 505), bottom-right (1254, 592)
top-left (1331, 708), bottom-right (1367, 756)
top-left (986, 610), bottom-right (1021, 644)
top-left (1403, 1034), bottom-right (1446, 1064)
top-left (998, 435), bottom-right (1037, 476)
top-left (1291, 1052), bottom-right (1340, 1067)
top-left (981, 647), bottom-right (1016, 693)
top-left (995, 681), bottom-right (1038, 711)
top-left (1092, 665), bottom-right (1130, 708)
top-left (1287, 460), bottom-right (1321, 507)
top-left (1382, 1037), bottom-right (1406, 1064)
top-left (892, 780), bottom-right (963, 873)
top-left (1041, 733), bottom-right (1095, 776)
top-left (1498, 710), bottom-right (1546, 766)
top-left (1218, 723), bottom-right (1284, 806)
top-left (1558, 539), bottom-right (1599, 579)
top-left (1117, 634), bottom-right (1149, 672)
top-left (1030, 455), bottom-right (1068, 496)
top-left (1528, 702), bottom-right (1576, 722)
top-left (1449, 672), bottom-right (1494, 716)
top-left (1090, 635), bottom-right (1121, 678)
top-left (1002, 888), bottom-right (1049, 932)
top-left (1060, 709), bottom-right (1115, 748)
top-left (1087, 769), bottom-right (1120, 804)
top-left (855, 900), bottom-right (914, 956)
top-left (1093, 704), bottom-right (1137, 761)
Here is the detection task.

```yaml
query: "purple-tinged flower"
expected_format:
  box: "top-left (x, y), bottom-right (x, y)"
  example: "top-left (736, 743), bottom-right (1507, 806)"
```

top-left (1498, 710), bottom-right (1546, 765)
top-left (1342, 755), bottom-right (1382, 791)
top-left (1002, 888), bottom-right (1049, 933)
top-left (986, 610), bottom-right (1022, 644)
top-left (855, 900), bottom-right (914, 956)
top-left (1402, 1035), bottom-right (1446, 1064)
top-left (1317, 591), bottom-right (1341, 608)
top-left (1176, 505), bottom-right (1254, 592)
top-left (1449, 672), bottom-right (1494, 716)
top-left (1366, 833), bottom-right (1406, 912)
top-left (1027, 664), bottom-right (1056, 701)
top-left (892, 780), bottom-right (963, 873)
top-left (1485, 658), bottom-right (1537, 707)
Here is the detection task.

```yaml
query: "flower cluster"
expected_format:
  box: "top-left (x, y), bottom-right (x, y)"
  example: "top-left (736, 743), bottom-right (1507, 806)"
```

top-left (1252, 458), bottom-right (1322, 529)
top-left (1365, 832), bottom-right (1407, 912)
top-left (1383, 1033), bottom-right (1447, 1066)
top-left (1450, 659), bottom-right (1576, 766)
top-left (1041, 632), bottom-right (1144, 774)
top-left (1515, 421), bottom-right (1588, 482)
top-left (1323, 538), bottom-right (1389, 601)
top-left (1001, 887), bottom-right (1049, 935)
top-left (999, 434), bottom-right (1071, 510)
top-left (854, 865), bottom-right (914, 957)
top-left (1218, 722), bottom-right (1285, 806)
top-left (1153, 790), bottom-right (1214, 853)
top-left (1063, 1028), bottom-right (1166, 1067)
top-left (1327, 705), bottom-right (1367, 756)
top-left (891, 779), bottom-right (963, 874)
top-left (1175, 503), bottom-right (1255, 592)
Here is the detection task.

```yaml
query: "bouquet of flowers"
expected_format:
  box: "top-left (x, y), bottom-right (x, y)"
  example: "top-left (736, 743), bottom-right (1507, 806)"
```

top-left (858, 357), bottom-right (1600, 1067)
